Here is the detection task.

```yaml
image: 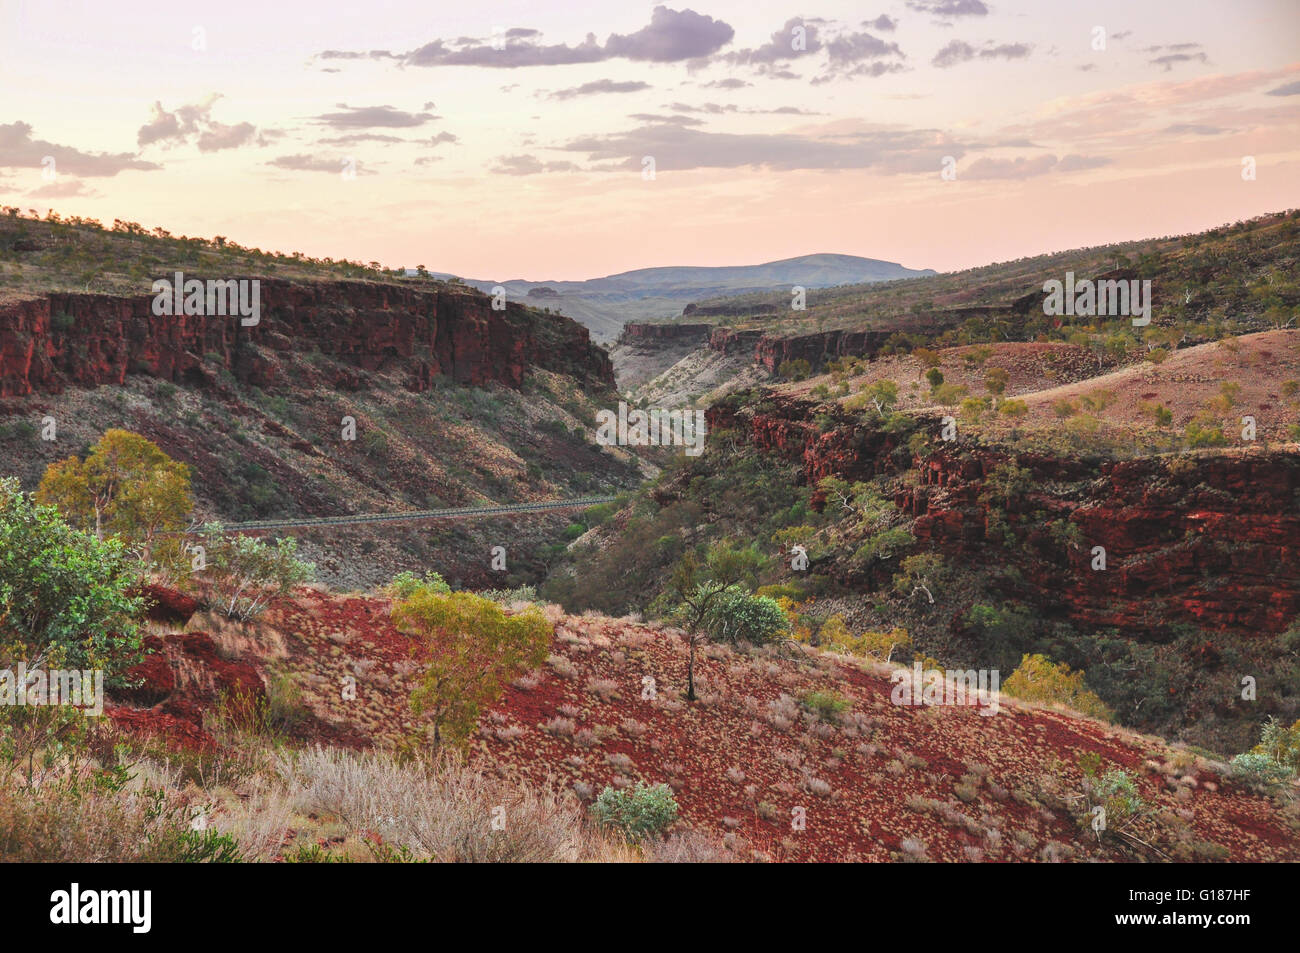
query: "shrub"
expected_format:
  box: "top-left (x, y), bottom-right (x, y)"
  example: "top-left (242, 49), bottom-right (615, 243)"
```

top-left (703, 591), bottom-right (787, 645)
top-left (200, 527), bottom-right (315, 620)
top-left (1003, 654), bottom-right (1114, 721)
top-left (387, 570), bottom-right (450, 600)
top-left (1228, 753), bottom-right (1292, 788)
top-left (590, 782), bottom-right (679, 842)
top-left (0, 477), bottom-right (144, 678)
top-left (801, 689), bottom-right (851, 721)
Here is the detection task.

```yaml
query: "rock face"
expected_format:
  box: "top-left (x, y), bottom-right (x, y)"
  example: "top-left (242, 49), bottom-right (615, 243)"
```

top-left (617, 322), bottom-right (715, 345)
top-left (0, 279), bottom-right (614, 398)
top-left (709, 394), bottom-right (1300, 637)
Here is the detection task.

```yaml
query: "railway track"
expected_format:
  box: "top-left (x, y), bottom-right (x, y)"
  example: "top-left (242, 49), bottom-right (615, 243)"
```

top-left (204, 496), bottom-right (618, 534)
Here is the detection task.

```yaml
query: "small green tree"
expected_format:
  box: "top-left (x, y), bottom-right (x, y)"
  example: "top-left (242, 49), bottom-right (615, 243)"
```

top-left (392, 588), bottom-right (551, 749)
top-left (671, 543), bottom-right (764, 701)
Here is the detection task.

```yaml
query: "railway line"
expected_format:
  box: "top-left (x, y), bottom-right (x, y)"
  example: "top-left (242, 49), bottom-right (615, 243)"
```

top-left (204, 496), bottom-right (618, 534)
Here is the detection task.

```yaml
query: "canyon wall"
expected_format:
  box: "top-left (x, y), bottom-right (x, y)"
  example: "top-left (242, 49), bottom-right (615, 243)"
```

top-left (708, 395), bottom-right (1300, 637)
top-left (0, 279), bottom-right (614, 398)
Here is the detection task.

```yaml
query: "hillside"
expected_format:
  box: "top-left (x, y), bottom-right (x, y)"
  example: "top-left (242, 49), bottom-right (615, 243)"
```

top-left (435, 253), bottom-right (936, 344)
top-left (622, 211), bottom-right (1300, 402)
top-left (0, 223), bottom-right (643, 591)
top-left (105, 587), bottom-right (1300, 863)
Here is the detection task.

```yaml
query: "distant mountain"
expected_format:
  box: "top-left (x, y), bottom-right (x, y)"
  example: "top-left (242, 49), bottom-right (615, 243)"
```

top-left (429, 253), bottom-right (935, 343)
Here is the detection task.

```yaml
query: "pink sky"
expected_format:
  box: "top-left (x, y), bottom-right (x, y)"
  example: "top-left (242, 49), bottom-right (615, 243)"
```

top-left (2, 0), bottom-right (1298, 279)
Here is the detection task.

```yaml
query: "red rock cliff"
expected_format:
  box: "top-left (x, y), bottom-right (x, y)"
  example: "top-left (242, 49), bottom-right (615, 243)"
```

top-left (0, 279), bottom-right (614, 398)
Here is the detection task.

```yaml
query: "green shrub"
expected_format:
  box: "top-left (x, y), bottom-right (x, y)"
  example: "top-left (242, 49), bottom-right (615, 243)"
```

top-left (386, 570), bottom-right (451, 600)
top-left (800, 689), bottom-right (851, 721)
top-left (1228, 753), bottom-right (1291, 787)
top-left (590, 782), bottom-right (678, 842)
top-left (703, 591), bottom-right (787, 644)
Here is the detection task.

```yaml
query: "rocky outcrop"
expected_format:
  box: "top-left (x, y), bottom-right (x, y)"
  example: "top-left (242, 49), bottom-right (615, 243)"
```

top-left (711, 393), bottom-right (1300, 637)
top-left (0, 279), bottom-right (614, 398)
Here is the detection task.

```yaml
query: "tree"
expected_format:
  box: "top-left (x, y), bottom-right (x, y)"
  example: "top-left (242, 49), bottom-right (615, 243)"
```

top-left (925, 368), bottom-right (944, 391)
top-left (200, 525), bottom-right (315, 620)
top-left (984, 367), bottom-right (1009, 400)
top-left (391, 585), bottom-right (551, 749)
top-left (0, 478), bottom-right (144, 678)
top-left (670, 543), bottom-right (764, 701)
top-left (863, 380), bottom-right (899, 417)
top-left (36, 429), bottom-right (193, 566)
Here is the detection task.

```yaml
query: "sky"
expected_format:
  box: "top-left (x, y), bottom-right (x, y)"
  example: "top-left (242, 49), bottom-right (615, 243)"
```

top-left (1, 0), bottom-right (1298, 280)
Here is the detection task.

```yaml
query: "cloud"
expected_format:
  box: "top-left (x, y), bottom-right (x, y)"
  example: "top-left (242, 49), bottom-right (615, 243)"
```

top-left (1163, 123), bottom-right (1229, 136)
top-left (549, 80), bottom-right (652, 101)
top-left (1054, 154), bottom-right (1111, 172)
top-left (491, 154), bottom-right (582, 175)
top-left (375, 6), bottom-right (733, 69)
top-left (962, 154), bottom-right (1059, 179)
top-left (961, 153), bottom-right (1109, 179)
top-left (866, 15), bottom-right (898, 31)
top-left (628, 113), bottom-right (706, 126)
top-left (702, 78), bottom-right (751, 88)
top-left (665, 101), bottom-right (820, 116)
top-left (0, 121), bottom-right (159, 177)
top-left (1265, 80), bottom-right (1300, 96)
top-left (138, 96), bottom-right (260, 152)
top-left (559, 121), bottom-right (965, 173)
top-left (933, 40), bottom-right (1032, 68)
top-left (26, 180), bottom-right (96, 198)
top-left (197, 122), bottom-right (257, 152)
top-left (1144, 43), bottom-right (1209, 71)
top-left (312, 104), bottom-right (438, 128)
top-left (268, 154), bottom-right (371, 174)
top-left (719, 17), bottom-right (824, 67)
top-left (906, 0), bottom-right (989, 16)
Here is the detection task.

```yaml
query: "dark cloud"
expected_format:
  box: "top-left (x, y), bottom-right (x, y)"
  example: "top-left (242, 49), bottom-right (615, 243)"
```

top-left (933, 40), bottom-right (1032, 67)
top-left (312, 104), bottom-right (438, 128)
top-left (383, 6), bottom-right (733, 69)
top-left (1266, 79), bottom-right (1300, 96)
top-left (549, 80), bottom-right (652, 101)
top-left (1150, 51), bottom-right (1209, 70)
top-left (865, 15), bottom-right (898, 31)
top-left (0, 121), bottom-right (159, 176)
top-left (906, 0), bottom-right (989, 16)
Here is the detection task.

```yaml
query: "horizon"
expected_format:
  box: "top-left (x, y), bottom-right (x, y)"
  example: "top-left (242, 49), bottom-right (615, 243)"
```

top-left (2, 1), bottom-right (1298, 280)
